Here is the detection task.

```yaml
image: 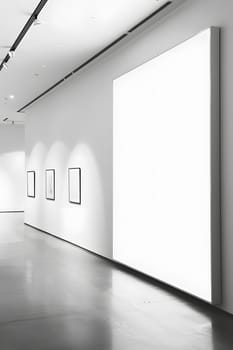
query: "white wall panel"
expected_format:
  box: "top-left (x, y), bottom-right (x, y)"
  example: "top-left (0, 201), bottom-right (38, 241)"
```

top-left (113, 29), bottom-right (220, 303)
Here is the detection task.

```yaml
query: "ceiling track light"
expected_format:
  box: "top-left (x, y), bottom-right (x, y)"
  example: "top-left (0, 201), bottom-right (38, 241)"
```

top-left (8, 50), bottom-right (15, 58)
top-left (0, 0), bottom-right (48, 72)
top-left (34, 15), bottom-right (42, 26)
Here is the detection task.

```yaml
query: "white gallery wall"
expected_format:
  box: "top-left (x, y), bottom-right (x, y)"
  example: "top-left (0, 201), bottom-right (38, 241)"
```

top-left (25, 0), bottom-right (233, 313)
top-left (0, 125), bottom-right (25, 212)
top-left (25, 72), bottom-right (113, 257)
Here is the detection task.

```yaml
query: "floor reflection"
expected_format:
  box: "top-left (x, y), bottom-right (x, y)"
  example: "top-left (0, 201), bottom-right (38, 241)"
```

top-left (0, 213), bottom-right (233, 349)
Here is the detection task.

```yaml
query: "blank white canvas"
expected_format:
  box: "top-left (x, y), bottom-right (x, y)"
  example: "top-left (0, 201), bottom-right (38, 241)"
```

top-left (113, 29), bottom-right (219, 302)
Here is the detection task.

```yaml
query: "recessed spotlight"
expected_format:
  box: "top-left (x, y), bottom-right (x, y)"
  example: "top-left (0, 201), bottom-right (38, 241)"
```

top-left (8, 95), bottom-right (15, 100)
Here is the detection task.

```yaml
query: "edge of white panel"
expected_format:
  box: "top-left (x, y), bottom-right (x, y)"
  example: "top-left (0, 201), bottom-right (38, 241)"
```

top-left (210, 27), bottom-right (221, 305)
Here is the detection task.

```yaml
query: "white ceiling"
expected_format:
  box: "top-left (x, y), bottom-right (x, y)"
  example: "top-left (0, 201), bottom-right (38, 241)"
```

top-left (0, 0), bottom-right (183, 123)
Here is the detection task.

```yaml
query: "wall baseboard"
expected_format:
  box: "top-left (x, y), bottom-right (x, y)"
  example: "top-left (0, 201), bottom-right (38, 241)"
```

top-left (0, 211), bottom-right (24, 213)
top-left (23, 221), bottom-right (231, 317)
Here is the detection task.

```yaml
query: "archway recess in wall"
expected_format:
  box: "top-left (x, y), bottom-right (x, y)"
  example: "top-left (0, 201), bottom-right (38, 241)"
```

top-left (113, 28), bottom-right (220, 304)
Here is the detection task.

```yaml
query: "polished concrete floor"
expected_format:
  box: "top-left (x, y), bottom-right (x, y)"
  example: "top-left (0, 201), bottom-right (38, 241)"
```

top-left (1, 213), bottom-right (233, 349)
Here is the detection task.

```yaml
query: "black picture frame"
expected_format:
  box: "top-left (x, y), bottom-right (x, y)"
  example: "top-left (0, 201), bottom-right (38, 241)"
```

top-left (68, 168), bottom-right (81, 204)
top-left (45, 169), bottom-right (55, 201)
top-left (27, 171), bottom-right (35, 198)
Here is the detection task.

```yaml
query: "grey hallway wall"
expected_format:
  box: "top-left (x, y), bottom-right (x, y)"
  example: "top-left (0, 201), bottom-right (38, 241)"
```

top-left (0, 125), bottom-right (25, 212)
top-left (24, 0), bottom-right (233, 314)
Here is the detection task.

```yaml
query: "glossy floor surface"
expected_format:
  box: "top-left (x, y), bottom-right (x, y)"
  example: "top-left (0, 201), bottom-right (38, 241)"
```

top-left (1, 213), bottom-right (233, 349)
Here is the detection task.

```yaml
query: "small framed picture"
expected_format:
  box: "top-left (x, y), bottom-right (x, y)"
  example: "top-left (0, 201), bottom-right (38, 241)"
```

top-left (45, 169), bottom-right (55, 200)
top-left (27, 171), bottom-right (35, 198)
top-left (68, 168), bottom-right (81, 204)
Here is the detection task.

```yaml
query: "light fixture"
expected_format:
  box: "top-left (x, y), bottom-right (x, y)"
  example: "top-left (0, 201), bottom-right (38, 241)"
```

top-left (34, 15), bottom-right (42, 26)
top-left (3, 63), bottom-right (8, 70)
top-left (9, 50), bottom-right (15, 58)
top-left (8, 94), bottom-right (15, 100)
